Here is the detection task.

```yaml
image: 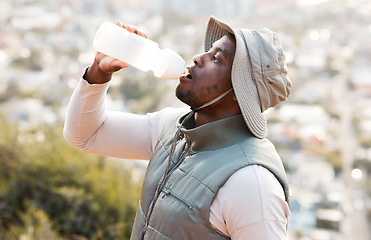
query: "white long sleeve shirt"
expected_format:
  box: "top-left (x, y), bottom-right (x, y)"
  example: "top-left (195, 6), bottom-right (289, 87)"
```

top-left (63, 78), bottom-right (290, 239)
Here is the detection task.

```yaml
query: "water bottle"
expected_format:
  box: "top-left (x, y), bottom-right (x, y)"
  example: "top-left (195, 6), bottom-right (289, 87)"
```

top-left (93, 21), bottom-right (185, 80)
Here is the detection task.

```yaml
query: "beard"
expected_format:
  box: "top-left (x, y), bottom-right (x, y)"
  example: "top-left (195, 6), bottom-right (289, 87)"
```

top-left (175, 86), bottom-right (200, 109)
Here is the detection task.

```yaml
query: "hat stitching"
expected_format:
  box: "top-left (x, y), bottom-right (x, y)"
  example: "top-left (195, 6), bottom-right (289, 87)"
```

top-left (235, 29), bottom-right (267, 137)
top-left (236, 30), bottom-right (260, 102)
top-left (238, 29), bottom-right (270, 112)
top-left (272, 33), bottom-right (290, 89)
top-left (251, 29), bottom-right (274, 107)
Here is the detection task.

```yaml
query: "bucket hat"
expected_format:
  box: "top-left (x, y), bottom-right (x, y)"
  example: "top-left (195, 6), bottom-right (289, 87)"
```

top-left (204, 16), bottom-right (292, 139)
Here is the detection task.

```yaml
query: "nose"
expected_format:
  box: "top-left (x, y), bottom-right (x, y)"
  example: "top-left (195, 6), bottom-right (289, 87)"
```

top-left (192, 53), bottom-right (204, 67)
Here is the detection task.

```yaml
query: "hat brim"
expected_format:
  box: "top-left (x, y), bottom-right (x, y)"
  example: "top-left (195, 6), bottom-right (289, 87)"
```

top-left (204, 16), bottom-right (267, 139)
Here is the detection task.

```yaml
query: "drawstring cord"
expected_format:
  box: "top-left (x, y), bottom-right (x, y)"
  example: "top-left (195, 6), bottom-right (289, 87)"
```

top-left (139, 88), bottom-right (233, 239)
top-left (140, 110), bottom-right (195, 240)
top-left (193, 88), bottom-right (233, 111)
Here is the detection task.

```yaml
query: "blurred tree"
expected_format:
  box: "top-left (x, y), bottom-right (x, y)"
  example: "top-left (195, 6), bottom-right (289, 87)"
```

top-left (116, 70), bottom-right (169, 113)
top-left (0, 114), bottom-right (143, 240)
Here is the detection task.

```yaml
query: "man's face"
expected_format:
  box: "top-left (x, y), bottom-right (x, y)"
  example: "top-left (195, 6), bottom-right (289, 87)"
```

top-left (176, 34), bottom-right (236, 109)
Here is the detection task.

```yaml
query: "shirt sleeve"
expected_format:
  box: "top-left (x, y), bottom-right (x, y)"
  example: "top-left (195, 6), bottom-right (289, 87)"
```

top-left (63, 77), bottom-right (187, 160)
top-left (210, 165), bottom-right (291, 240)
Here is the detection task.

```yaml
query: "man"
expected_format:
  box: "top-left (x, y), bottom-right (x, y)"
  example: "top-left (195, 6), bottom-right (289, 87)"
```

top-left (64, 16), bottom-right (292, 239)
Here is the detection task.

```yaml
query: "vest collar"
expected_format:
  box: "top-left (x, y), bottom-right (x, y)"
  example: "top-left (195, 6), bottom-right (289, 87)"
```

top-left (178, 113), bottom-right (254, 152)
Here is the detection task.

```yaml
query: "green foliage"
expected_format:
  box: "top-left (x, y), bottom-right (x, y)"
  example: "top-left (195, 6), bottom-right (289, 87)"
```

top-left (0, 115), bottom-right (143, 240)
top-left (324, 150), bottom-right (343, 175)
top-left (116, 70), bottom-right (169, 114)
top-left (358, 133), bottom-right (371, 148)
top-left (353, 159), bottom-right (371, 177)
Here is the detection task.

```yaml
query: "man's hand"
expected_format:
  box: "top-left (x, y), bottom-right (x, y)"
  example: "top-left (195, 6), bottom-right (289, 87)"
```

top-left (84, 21), bottom-right (147, 84)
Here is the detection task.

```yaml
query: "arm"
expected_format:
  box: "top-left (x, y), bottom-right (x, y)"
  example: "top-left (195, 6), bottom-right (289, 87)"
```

top-left (63, 78), bottom-right (154, 159)
top-left (63, 21), bottom-right (160, 159)
top-left (63, 75), bottom-right (188, 159)
top-left (210, 165), bottom-right (291, 239)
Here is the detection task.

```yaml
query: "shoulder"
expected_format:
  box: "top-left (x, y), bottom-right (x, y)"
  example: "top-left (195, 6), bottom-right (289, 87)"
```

top-left (146, 107), bottom-right (189, 126)
top-left (210, 165), bottom-right (290, 239)
top-left (145, 107), bottom-right (189, 149)
top-left (217, 165), bottom-right (289, 222)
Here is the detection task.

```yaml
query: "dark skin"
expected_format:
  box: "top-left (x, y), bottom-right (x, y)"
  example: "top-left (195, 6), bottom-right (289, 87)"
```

top-left (177, 34), bottom-right (240, 127)
top-left (85, 22), bottom-right (241, 127)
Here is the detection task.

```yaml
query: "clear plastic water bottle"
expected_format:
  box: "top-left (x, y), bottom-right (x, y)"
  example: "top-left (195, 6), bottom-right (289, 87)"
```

top-left (93, 21), bottom-right (185, 80)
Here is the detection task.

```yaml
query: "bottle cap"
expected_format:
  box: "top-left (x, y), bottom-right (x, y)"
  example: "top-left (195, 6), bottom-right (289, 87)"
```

top-left (154, 48), bottom-right (185, 80)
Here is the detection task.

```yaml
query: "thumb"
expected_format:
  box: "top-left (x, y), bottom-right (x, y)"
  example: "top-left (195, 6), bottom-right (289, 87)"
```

top-left (111, 59), bottom-right (129, 71)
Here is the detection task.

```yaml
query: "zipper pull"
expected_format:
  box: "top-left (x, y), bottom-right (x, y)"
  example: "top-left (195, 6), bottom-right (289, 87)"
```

top-left (162, 189), bottom-right (170, 198)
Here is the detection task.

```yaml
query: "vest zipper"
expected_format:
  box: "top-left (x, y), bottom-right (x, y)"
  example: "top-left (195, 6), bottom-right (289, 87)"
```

top-left (140, 135), bottom-right (192, 239)
top-left (162, 189), bottom-right (193, 211)
top-left (163, 140), bottom-right (191, 181)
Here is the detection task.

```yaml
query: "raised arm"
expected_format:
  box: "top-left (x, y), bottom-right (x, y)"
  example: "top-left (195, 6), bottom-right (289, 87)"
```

top-left (63, 77), bottom-right (155, 159)
top-left (63, 21), bottom-right (159, 160)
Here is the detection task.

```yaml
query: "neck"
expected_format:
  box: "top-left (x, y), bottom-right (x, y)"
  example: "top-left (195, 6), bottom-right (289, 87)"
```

top-left (194, 104), bottom-right (241, 127)
top-left (187, 87), bottom-right (241, 127)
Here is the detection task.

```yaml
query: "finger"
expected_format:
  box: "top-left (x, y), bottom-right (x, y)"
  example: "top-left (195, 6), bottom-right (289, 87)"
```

top-left (115, 20), bottom-right (125, 28)
top-left (95, 51), bottom-right (107, 62)
top-left (114, 21), bottom-right (147, 38)
top-left (126, 24), bottom-right (137, 33)
top-left (109, 59), bottom-right (128, 72)
top-left (137, 30), bottom-right (147, 38)
top-left (115, 60), bottom-right (129, 69)
top-left (128, 25), bottom-right (148, 38)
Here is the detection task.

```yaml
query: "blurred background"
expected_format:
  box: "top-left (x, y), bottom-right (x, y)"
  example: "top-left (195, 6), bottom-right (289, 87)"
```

top-left (0, 0), bottom-right (370, 239)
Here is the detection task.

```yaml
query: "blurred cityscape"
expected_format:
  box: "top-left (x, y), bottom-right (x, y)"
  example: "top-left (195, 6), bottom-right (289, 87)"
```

top-left (1, 0), bottom-right (371, 239)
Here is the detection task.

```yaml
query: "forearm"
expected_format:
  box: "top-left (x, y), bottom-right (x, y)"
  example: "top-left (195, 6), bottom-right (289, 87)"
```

top-left (63, 76), bottom-right (174, 160)
top-left (63, 76), bottom-right (110, 151)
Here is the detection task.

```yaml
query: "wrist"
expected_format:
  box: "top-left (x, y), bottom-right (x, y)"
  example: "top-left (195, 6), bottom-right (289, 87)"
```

top-left (84, 61), bottom-right (112, 84)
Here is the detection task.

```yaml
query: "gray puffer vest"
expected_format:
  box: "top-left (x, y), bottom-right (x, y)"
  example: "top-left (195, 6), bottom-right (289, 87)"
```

top-left (130, 112), bottom-right (289, 240)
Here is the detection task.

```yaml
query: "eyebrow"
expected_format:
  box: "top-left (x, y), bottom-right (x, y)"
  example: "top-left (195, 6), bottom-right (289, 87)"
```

top-left (216, 47), bottom-right (228, 61)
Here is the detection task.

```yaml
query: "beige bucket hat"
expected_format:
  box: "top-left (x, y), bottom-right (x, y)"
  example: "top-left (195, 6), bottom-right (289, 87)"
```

top-left (204, 16), bottom-right (292, 139)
